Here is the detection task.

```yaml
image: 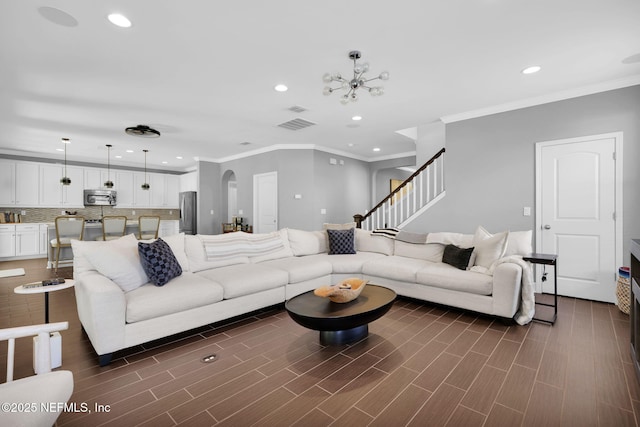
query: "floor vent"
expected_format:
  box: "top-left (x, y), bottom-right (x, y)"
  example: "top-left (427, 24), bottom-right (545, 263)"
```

top-left (288, 105), bottom-right (308, 113)
top-left (277, 118), bottom-right (316, 131)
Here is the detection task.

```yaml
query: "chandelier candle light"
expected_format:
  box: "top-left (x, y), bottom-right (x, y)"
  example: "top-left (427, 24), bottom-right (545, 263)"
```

top-left (141, 149), bottom-right (150, 190)
top-left (104, 144), bottom-right (114, 188)
top-left (60, 138), bottom-right (71, 185)
top-left (323, 50), bottom-right (389, 105)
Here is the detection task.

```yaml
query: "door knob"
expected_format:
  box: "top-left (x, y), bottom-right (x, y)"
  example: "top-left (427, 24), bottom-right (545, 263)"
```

top-left (544, 225), bottom-right (551, 230)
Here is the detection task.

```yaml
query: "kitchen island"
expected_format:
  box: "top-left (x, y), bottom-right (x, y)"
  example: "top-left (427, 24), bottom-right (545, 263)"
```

top-left (46, 219), bottom-right (178, 269)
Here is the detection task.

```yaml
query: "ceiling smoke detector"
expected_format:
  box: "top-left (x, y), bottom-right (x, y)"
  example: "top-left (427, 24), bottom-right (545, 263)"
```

top-left (125, 125), bottom-right (161, 138)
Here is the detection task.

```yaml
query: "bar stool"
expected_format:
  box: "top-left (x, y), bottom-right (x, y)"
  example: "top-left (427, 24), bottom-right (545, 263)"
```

top-left (95, 216), bottom-right (127, 241)
top-left (51, 216), bottom-right (84, 273)
top-left (138, 216), bottom-right (160, 240)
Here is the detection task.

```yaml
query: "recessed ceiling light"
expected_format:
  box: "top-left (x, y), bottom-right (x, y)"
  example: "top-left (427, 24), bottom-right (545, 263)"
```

top-left (107, 13), bottom-right (132, 28)
top-left (521, 65), bottom-right (541, 75)
top-left (162, 161), bottom-right (168, 164)
top-left (176, 156), bottom-right (183, 159)
top-left (56, 148), bottom-right (64, 152)
top-left (115, 155), bottom-right (122, 159)
top-left (373, 148), bottom-right (381, 152)
top-left (352, 116), bottom-right (362, 121)
top-left (274, 84), bottom-right (288, 92)
top-left (126, 149), bottom-right (134, 153)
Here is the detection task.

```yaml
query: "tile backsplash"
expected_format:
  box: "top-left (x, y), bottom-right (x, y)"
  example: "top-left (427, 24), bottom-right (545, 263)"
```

top-left (0, 207), bottom-right (179, 223)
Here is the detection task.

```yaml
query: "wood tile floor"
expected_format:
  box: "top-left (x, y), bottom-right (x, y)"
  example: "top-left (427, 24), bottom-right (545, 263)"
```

top-left (1, 258), bottom-right (638, 426)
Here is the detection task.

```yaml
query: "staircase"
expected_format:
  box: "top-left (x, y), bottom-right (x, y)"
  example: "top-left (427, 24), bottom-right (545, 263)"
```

top-left (354, 148), bottom-right (445, 230)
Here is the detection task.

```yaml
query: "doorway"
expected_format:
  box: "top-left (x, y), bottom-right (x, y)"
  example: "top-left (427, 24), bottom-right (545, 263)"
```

top-left (253, 171), bottom-right (278, 233)
top-left (535, 132), bottom-right (623, 303)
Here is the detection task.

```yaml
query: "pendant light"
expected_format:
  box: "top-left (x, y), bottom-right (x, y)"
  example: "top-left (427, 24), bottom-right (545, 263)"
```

top-left (60, 138), bottom-right (71, 185)
top-left (104, 144), bottom-right (114, 188)
top-left (141, 149), bottom-right (150, 190)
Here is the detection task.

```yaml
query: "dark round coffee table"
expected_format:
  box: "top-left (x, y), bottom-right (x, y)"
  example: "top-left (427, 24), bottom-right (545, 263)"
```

top-left (285, 284), bottom-right (396, 345)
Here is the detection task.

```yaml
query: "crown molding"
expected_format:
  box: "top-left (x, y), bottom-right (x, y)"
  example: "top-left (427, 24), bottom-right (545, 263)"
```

top-left (441, 75), bottom-right (640, 124)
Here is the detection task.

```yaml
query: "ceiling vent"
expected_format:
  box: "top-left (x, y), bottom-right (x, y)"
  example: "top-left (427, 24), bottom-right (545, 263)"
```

top-left (277, 118), bottom-right (316, 131)
top-left (288, 105), bottom-right (308, 113)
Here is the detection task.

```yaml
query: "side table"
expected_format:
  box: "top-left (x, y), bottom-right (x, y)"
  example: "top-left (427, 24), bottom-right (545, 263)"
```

top-left (523, 253), bottom-right (557, 324)
top-left (14, 279), bottom-right (75, 371)
top-left (14, 279), bottom-right (75, 324)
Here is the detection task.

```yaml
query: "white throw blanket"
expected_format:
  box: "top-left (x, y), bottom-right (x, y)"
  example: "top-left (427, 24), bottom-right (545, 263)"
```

top-left (494, 255), bottom-right (535, 325)
top-left (470, 255), bottom-right (535, 324)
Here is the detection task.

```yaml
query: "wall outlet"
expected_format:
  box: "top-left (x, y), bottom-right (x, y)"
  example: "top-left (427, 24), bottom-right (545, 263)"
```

top-left (320, 208), bottom-right (327, 215)
top-left (61, 210), bottom-right (66, 215)
top-left (132, 210), bottom-right (136, 216)
top-left (21, 210), bottom-right (26, 215)
top-left (294, 194), bottom-right (302, 199)
top-left (169, 210), bottom-right (172, 215)
top-left (238, 209), bottom-right (243, 215)
top-left (210, 210), bottom-right (214, 215)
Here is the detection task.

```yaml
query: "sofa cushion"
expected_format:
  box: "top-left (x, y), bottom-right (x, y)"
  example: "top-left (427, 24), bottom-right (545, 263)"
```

top-left (249, 229), bottom-right (294, 263)
top-left (355, 228), bottom-right (394, 255)
top-left (125, 272), bottom-right (224, 323)
top-left (286, 229), bottom-right (327, 256)
top-left (80, 234), bottom-right (149, 292)
top-left (327, 228), bottom-right (356, 255)
top-left (195, 263), bottom-right (288, 299)
top-left (310, 252), bottom-right (387, 274)
top-left (472, 226), bottom-right (509, 269)
top-left (416, 263), bottom-right (493, 296)
top-left (259, 256), bottom-right (332, 283)
top-left (162, 233), bottom-right (190, 272)
top-left (363, 256), bottom-right (433, 283)
top-left (426, 232), bottom-right (474, 248)
top-left (442, 244), bottom-right (475, 270)
top-left (138, 238), bottom-right (183, 286)
top-left (504, 230), bottom-right (533, 257)
top-left (184, 234), bottom-right (250, 272)
top-left (394, 241), bottom-right (444, 262)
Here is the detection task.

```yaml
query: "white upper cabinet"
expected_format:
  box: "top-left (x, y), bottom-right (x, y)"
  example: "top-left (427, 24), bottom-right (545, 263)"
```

top-left (115, 171), bottom-right (134, 207)
top-left (148, 173), bottom-right (180, 208)
top-left (165, 175), bottom-right (180, 208)
top-left (39, 164), bottom-right (84, 207)
top-left (0, 160), bottom-right (39, 206)
top-left (84, 167), bottom-right (110, 190)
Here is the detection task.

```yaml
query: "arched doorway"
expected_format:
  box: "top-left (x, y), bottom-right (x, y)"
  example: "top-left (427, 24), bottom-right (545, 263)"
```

top-left (221, 170), bottom-right (237, 223)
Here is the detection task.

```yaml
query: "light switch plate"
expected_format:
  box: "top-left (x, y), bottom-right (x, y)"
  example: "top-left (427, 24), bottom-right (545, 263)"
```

top-left (523, 206), bottom-right (531, 216)
top-left (320, 208), bottom-right (327, 215)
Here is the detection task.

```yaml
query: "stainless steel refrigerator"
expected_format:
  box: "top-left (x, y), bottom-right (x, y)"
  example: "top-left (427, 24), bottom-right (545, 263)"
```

top-left (179, 191), bottom-right (197, 235)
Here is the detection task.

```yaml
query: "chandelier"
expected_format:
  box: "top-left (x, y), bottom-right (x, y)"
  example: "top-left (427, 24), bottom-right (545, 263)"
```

top-left (323, 50), bottom-right (389, 105)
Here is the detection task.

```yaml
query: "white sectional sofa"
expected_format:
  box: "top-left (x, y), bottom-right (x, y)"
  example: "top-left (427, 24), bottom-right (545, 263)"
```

top-left (71, 226), bottom-right (532, 365)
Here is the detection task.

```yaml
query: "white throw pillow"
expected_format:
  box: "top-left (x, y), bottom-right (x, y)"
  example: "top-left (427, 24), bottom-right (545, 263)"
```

top-left (83, 234), bottom-right (149, 292)
top-left (162, 233), bottom-right (190, 272)
top-left (355, 228), bottom-right (394, 255)
top-left (249, 229), bottom-right (294, 263)
top-left (185, 234), bottom-right (249, 272)
top-left (472, 226), bottom-right (509, 270)
top-left (287, 228), bottom-right (328, 256)
top-left (504, 230), bottom-right (533, 257)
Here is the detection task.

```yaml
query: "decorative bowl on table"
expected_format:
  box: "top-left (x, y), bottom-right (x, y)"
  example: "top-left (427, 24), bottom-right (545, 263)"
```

top-left (313, 278), bottom-right (368, 303)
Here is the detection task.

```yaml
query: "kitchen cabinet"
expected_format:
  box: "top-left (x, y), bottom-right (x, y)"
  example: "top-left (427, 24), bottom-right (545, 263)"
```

top-left (39, 224), bottom-right (49, 256)
top-left (115, 171), bottom-right (134, 207)
top-left (0, 160), bottom-right (39, 206)
top-left (39, 164), bottom-right (84, 207)
top-left (149, 174), bottom-right (180, 208)
top-left (134, 173), bottom-right (151, 207)
top-left (84, 167), bottom-right (110, 190)
top-left (15, 224), bottom-right (39, 256)
top-left (0, 225), bottom-right (15, 257)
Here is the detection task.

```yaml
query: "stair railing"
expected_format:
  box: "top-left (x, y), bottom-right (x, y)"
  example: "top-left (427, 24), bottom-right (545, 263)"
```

top-left (354, 148), bottom-right (445, 230)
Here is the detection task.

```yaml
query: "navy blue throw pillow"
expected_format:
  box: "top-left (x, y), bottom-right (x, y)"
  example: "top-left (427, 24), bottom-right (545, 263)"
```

top-left (138, 238), bottom-right (182, 286)
top-left (327, 228), bottom-right (356, 255)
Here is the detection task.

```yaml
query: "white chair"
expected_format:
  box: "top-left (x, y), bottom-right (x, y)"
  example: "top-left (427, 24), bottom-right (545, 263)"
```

top-left (95, 216), bottom-right (127, 241)
top-left (138, 216), bottom-right (160, 240)
top-left (51, 216), bottom-right (84, 272)
top-left (0, 322), bottom-right (73, 427)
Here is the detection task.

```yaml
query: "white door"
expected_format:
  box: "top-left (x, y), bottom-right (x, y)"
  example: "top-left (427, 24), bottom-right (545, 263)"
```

top-left (536, 133), bottom-right (621, 303)
top-left (253, 172), bottom-right (278, 233)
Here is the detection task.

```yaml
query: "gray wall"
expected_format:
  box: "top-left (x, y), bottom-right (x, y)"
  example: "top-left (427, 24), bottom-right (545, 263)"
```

top-left (198, 149), bottom-right (372, 233)
top-left (375, 168), bottom-right (413, 203)
top-left (407, 85), bottom-right (640, 263)
top-left (196, 161), bottom-right (221, 235)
